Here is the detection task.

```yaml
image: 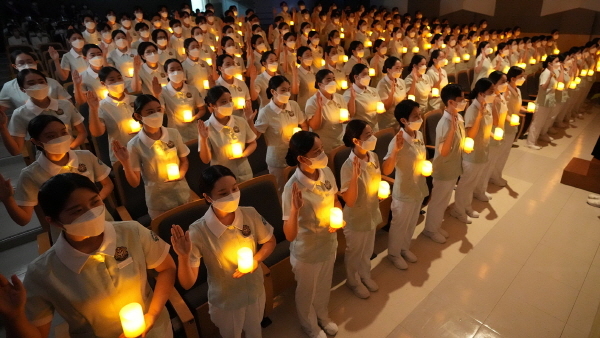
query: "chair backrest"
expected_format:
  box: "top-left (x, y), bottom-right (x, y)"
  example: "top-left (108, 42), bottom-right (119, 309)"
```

top-left (38, 42), bottom-right (64, 53)
top-left (457, 71), bottom-right (470, 93)
top-left (374, 128), bottom-right (395, 167)
top-left (92, 133), bottom-right (112, 169)
top-left (527, 73), bottom-right (537, 99)
top-left (184, 140), bottom-right (210, 197)
top-left (238, 175), bottom-right (285, 242)
top-left (447, 74), bottom-right (456, 84)
top-left (519, 77), bottom-right (530, 100)
top-left (64, 82), bottom-right (75, 102)
top-left (7, 44), bottom-right (35, 55)
top-left (248, 135), bottom-right (268, 176)
top-left (423, 109), bottom-right (443, 147)
top-left (283, 165), bottom-right (296, 182)
top-left (328, 145), bottom-right (351, 188)
top-left (113, 161), bottom-right (149, 222)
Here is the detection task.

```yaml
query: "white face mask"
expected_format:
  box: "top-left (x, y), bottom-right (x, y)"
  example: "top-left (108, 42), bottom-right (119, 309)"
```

top-left (102, 32), bottom-right (112, 41)
top-left (360, 135), bottom-right (377, 151)
top-left (140, 30), bottom-right (150, 38)
top-left (107, 82), bottom-right (125, 96)
top-left (275, 91), bottom-right (291, 103)
top-left (145, 52), bottom-right (159, 63)
top-left (359, 76), bottom-right (371, 86)
top-left (142, 112), bottom-right (164, 128)
top-left (256, 43), bottom-right (267, 52)
top-left (195, 34), bottom-right (204, 43)
top-left (183, 17), bottom-right (191, 25)
top-left (168, 71), bottom-right (185, 83)
top-left (306, 151), bottom-right (328, 169)
top-left (211, 190), bottom-right (241, 213)
top-left (311, 38), bottom-right (320, 45)
top-left (391, 70), bottom-right (401, 79)
top-left (71, 38), bottom-right (84, 49)
top-left (173, 26), bottom-right (183, 34)
top-left (42, 134), bottom-right (72, 154)
top-left (88, 56), bottom-right (103, 67)
top-left (153, 21), bottom-right (162, 28)
top-left (317, 81), bottom-right (334, 94)
top-left (515, 77), bottom-right (525, 86)
top-left (286, 41), bottom-right (296, 49)
top-left (61, 205), bottom-right (106, 237)
top-left (455, 100), bottom-right (467, 111)
top-left (107, 15), bottom-right (116, 22)
top-left (225, 46), bottom-right (237, 55)
top-left (135, 12), bottom-right (144, 19)
top-left (501, 50), bottom-right (508, 57)
top-left (156, 38), bottom-right (168, 47)
top-left (217, 103), bottom-right (234, 116)
top-left (356, 50), bottom-right (365, 58)
top-left (497, 83), bottom-right (508, 92)
top-left (115, 38), bottom-right (127, 48)
top-left (484, 94), bottom-right (495, 103)
top-left (302, 57), bottom-right (313, 67)
top-left (224, 65), bottom-right (238, 76)
top-left (267, 62), bottom-right (279, 73)
top-left (200, 24), bottom-right (208, 31)
top-left (160, 12), bottom-right (168, 18)
top-left (121, 20), bottom-right (132, 28)
top-left (407, 118), bottom-right (423, 131)
top-left (25, 84), bottom-right (49, 100)
top-left (418, 65), bottom-right (427, 74)
top-left (85, 22), bottom-right (96, 30)
top-left (16, 63), bottom-right (37, 71)
top-left (188, 48), bottom-right (200, 58)
top-left (379, 47), bottom-right (388, 55)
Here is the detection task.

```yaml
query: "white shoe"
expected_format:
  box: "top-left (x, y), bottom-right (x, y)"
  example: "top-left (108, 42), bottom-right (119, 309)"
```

top-left (528, 144), bottom-right (542, 150)
top-left (490, 178), bottom-right (507, 187)
top-left (587, 198), bottom-right (600, 208)
top-left (401, 250), bottom-right (418, 263)
top-left (466, 210), bottom-right (480, 218)
top-left (388, 255), bottom-right (408, 269)
top-left (539, 134), bottom-right (554, 142)
top-left (321, 322), bottom-right (339, 336)
top-left (569, 118), bottom-right (576, 123)
top-left (422, 230), bottom-right (447, 243)
top-left (450, 208), bottom-right (473, 223)
top-left (347, 282), bottom-right (370, 299)
top-left (438, 228), bottom-right (449, 238)
top-left (588, 193), bottom-right (600, 199)
top-left (474, 192), bottom-right (492, 202)
top-left (310, 330), bottom-right (327, 338)
top-left (361, 278), bottom-right (379, 292)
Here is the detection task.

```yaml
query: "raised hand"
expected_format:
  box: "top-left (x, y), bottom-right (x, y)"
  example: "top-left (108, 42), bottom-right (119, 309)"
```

top-left (316, 91), bottom-right (323, 107)
top-left (133, 55), bottom-right (142, 72)
top-left (151, 76), bottom-right (163, 97)
top-left (350, 84), bottom-right (356, 99)
top-left (48, 46), bottom-right (59, 61)
top-left (72, 69), bottom-right (82, 86)
top-left (0, 107), bottom-right (7, 127)
top-left (291, 182), bottom-right (304, 211)
top-left (197, 120), bottom-right (209, 139)
top-left (86, 90), bottom-right (99, 111)
top-left (394, 129), bottom-right (405, 151)
top-left (245, 109), bottom-right (257, 122)
top-left (351, 155), bottom-right (361, 178)
top-left (170, 224), bottom-right (192, 257)
top-left (0, 274), bottom-right (26, 319)
top-left (112, 140), bottom-right (129, 163)
top-left (0, 174), bottom-right (14, 202)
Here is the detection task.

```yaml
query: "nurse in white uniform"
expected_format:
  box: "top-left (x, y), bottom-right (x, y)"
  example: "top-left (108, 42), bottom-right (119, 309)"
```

top-left (0, 172), bottom-right (175, 338)
top-left (198, 86), bottom-right (257, 183)
top-left (53, 30), bottom-right (88, 82)
top-left (382, 100), bottom-right (428, 268)
top-left (282, 131), bottom-right (342, 338)
top-left (136, 41), bottom-right (168, 96)
top-left (426, 50), bottom-right (449, 111)
top-left (254, 51), bottom-right (281, 109)
top-left (376, 56), bottom-right (406, 130)
top-left (113, 94), bottom-right (193, 219)
top-left (215, 54), bottom-right (256, 118)
top-left (472, 42), bottom-right (494, 89)
top-left (404, 54), bottom-right (432, 115)
top-left (343, 41), bottom-right (369, 77)
top-left (295, 46), bottom-right (319, 111)
top-left (107, 30), bottom-right (137, 80)
top-left (172, 165), bottom-right (276, 338)
top-left (343, 63), bottom-right (382, 132)
top-left (527, 55), bottom-right (560, 149)
top-left (340, 120), bottom-right (382, 299)
top-left (182, 37), bottom-right (214, 99)
top-left (481, 71), bottom-right (508, 191)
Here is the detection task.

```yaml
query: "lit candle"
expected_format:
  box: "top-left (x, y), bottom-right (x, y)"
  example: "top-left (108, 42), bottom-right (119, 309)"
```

top-left (426, 33), bottom-right (433, 38)
top-left (463, 137), bottom-right (474, 153)
top-left (234, 74), bottom-right (244, 81)
top-left (526, 102), bottom-right (536, 112)
top-left (168, 27), bottom-right (173, 33)
top-left (462, 53), bottom-right (470, 61)
top-left (234, 53), bottom-right (242, 58)
top-left (378, 181), bottom-right (390, 199)
top-left (203, 80), bottom-right (210, 89)
top-left (431, 88), bottom-right (440, 97)
top-left (574, 77), bottom-right (582, 84)
top-left (556, 82), bottom-right (565, 91)
top-left (127, 67), bottom-right (134, 77)
top-left (182, 110), bottom-right (193, 122)
top-left (589, 70), bottom-right (595, 76)
top-left (205, 58), bottom-right (213, 66)
top-left (493, 127), bottom-right (504, 141)
top-left (420, 160), bottom-right (433, 177)
top-left (510, 114), bottom-right (520, 126)
top-left (340, 80), bottom-right (348, 89)
top-left (120, 303), bottom-right (146, 338)
top-left (289, 20), bottom-right (294, 26)
top-left (369, 68), bottom-right (376, 76)
top-left (235, 97), bottom-right (246, 109)
top-left (502, 65), bottom-right (510, 73)
top-left (569, 81), bottom-right (577, 89)
top-left (229, 143), bottom-right (244, 159)
top-left (320, 59), bottom-right (326, 67)
top-left (541, 54), bottom-right (547, 61)
top-left (407, 94), bottom-right (416, 101)
top-left (365, 40), bottom-right (373, 47)
top-left (553, 48), bottom-right (560, 55)
top-left (376, 102), bottom-right (385, 113)
top-left (100, 88), bottom-right (109, 99)
top-left (518, 63), bottom-right (526, 69)
top-left (330, 207), bottom-right (344, 229)
top-left (339, 108), bottom-right (349, 122)
top-left (340, 32), bottom-right (345, 39)
top-left (292, 127), bottom-right (302, 134)
top-left (493, 46), bottom-right (497, 52)
top-left (529, 58), bottom-right (536, 65)
top-left (580, 69), bottom-right (588, 76)
top-left (166, 163), bottom-right (180, 181)
top-left (237, 31), bottom-right (242, 36)
top-left (342, 55), bottom-right (349, 62)
top-left (210, 45), bottom-right (216, 52)
top-left (129, 120), bottom-right (141, 133)
top-left (237, 247), bottom-right (254, 273)
top-left (402, 47), bottom-right (408, 53)
top-left (412, 46), bottom-right (420, 53)
top-left (180, 48), bottom-right (185, 55)
top-left (453, 56), bottom-right (461, 64)
top-left (441, 43), bottom-right (447, 49)
top-left (424, 43), bottom-right (432, 50)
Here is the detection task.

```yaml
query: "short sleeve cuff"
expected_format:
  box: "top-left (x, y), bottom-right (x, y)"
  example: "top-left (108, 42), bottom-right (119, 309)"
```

top-left (257, 228), bottom-right (274, 245)
top-left (30, 315), bottom-right (54, 327)
top-left (178, 147), bottom-right (191, 157)
top-left (14, 199), bottom-right (37, 207)
top-left (96, 166), bottom-right (112, 182)
top-left (147, 243), bottom-right (171, 269)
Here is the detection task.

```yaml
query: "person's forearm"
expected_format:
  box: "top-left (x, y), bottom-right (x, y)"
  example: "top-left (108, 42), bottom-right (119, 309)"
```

top-left (341, 176), bottom-right (359, 207)
top-left (98, 177), bottom-right (114, 200)
top-left (178, 157), bottom-right (189, 177)
top-left (121, 160), bottom-right (141, 187)
top-left (348, 99), bottom-right (356, 117)
top-left (88, 108), bottom-right (105, 137)
top-left (1, 197), bottom-right (33, 226)
top-left (440, 127), bottom-right (456, 157)
top-left (283, 209), bottom-right (299, 241)
top-left (132, 71), bottom-right (141, 93)
top-left (55, 61), bottom-right (69, 81)
top-left (71, 133), bottom-right (87, 149)
top-left (250, 76), bottom-right (258, 101)
top-left (0, 126), bottom-right (21, 156)
top-left (73, 84), bottom-right (86, 106)
top-left (308, 108), bottom-right (322, 130)
top-left (382, 153), bottom-right (397, 175)
top-left (147, 267), bottom-right (175, 318)
top-left (177, 256), bottom-right (197, 290)
top-left (253, 238), bottom-right (275, 263)
top-left (199, 138), bottom-right (212, 163)
top-left (466, 116), bottom-right (482, 139)
top-left (4, 312), bottom-right (43, 338)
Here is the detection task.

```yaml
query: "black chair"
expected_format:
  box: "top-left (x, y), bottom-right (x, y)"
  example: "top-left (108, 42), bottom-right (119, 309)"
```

top-left (38, 42), bottom-right (65, 54)
top-left (112, 161), bottom-right (151, 227)
top-left (374, 128), bottom-right (395, 168)
top-left (423, 109), bottom-right (443, 160)
top-left (248, 135), bottom-right (269, 177)
top-left (328, 145), bottom-right (351, 188)
top-left (457, 70), bottom-right (471, 95)
top-left (447, 73), bottom-right (456, 84)
top-left (92, 133), bottom-right (112, 169)
top-left (184, 140), bottom-right (210, 197)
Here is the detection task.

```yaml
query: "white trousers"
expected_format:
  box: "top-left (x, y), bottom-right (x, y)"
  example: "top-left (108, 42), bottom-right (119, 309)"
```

top-left (388, 199), bottom-right (421, 257)
top-left (490, 131), bottom-right (517, 182)
top-left (424, 179), bottom-right (456, 233)
top-left (344, 228), bottom-right (376, 286)
top-left (209, 291), bottom-right (266, 338)
top-left (454, 161), bottom-right (487, 217)
top-left (527, 105), bottom-right (552, 146)
top-left (291, 253), bottom-right (335, 337)
top-left (555, 101), bottom-right (570, 125)
top-left (480, 144), bottom-right (501, 191)
top-left (542, 103), bottom-right (563, 135)
top-left (268, 165), bottom-right (287, 195)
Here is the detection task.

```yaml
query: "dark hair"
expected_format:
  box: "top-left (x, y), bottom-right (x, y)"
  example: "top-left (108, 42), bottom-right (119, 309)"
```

top-left (17, 69), bottom-right (46, 88)
top-left (495, 42), bottom-right (507, 56)
top-left (28, 115), bottom-right (65, 142)
top-left (470, 78), bottom-right (494, 100)
top-left (163, 58), bottom-right (182, 73)
top-left (543, 55), bottom-right (558, 69)
top-left (373, 39), bottom-right (385, 52)
top-left (216, 54), bottom-right (233, 74)
top-left (111, 29), bottom-right (126, 40)
top-left (266, 75), bottom-right (290, 99)
top-left (184, 37), bottom-right (197, 51)
top-left (315, 69), bottom-right (333, 89)
top-left (427, 49), bottom-right (443, 68)
top-left (394, 100), bottom-right (420, 127)
top-left (506, 66), bottom-right (524, 82)
top-left (342, 119), bottom-right (368, 147)
top-left (347, 41), bottom-right (364, 56)
top-left (199, 165), bottom-right (237, 197)
top-left (135, 22), bottom-right (149, 31)
top-left (10, 50), bottom-right (37, 64)
top-left (260, 51), bottom-right (276, 66)
top-left (82, 44), bottom-right (101, 57)
top-left (251, 34), bottom-right (263, 48)
top-left (204, 86), bottom-right (231, 106)
top-left (151, 28), bottom-right (168, 43)
top-left (488, 70), bottom-right (505, 84)
top-left (476, 41), bottom-right (489, 57)
top-left (98, 66), bottom-right (121, 82)
top-left (137, 41), bottom-right (157, 61)
top-left (169, 19), bottom-right (181, 27)
top-left (296, 46), bottom-right (311, 64)
top-left (220, 36), bottom-right (234, 48)
top-left (409, 54), bottom-right (426, 71)
top-left (441, 83), bottom-right (463, 105)
top-left (382, 56), bottom-right (400, 74)
top-left (133, 94), bottom-right (161, 119)
top-left (308, 31), bottom-right (319, 40)
top-left (285, 131), bottom-right (319, 166)
top-left (39, 173), bottom-right (100, 220)
top-left (349, 63), bottom-right (368, 83)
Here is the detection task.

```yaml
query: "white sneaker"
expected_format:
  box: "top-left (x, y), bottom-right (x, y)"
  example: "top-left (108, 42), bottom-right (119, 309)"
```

top-left (450, 208), bottom-right (473, 224)
top-left (321, 322), bottom-right (338, 336)
top-left (587, 198), bottom-right (600, 208)
top-left (388, 255), bottom-right (408, 269)
top-left (361, 278), bottom-right (379, 292)
top-left (474, 192), bottom-right (492, 202)
top-left (347, 282), bottom-right (370, 299)
top-left (588, 193), bottom-right (600, 199)
top-left (422, 230), bottom-right (447, 243)
top-left (528, 144), bottom-right (542, 150)
top-left (490, 178), bottom-right (507, 187)
top-left (466, 210), bottom-right (480, 218)
top-left (438, 228), bottom-right (449, 238)
top-left (401, 250), bottom-right (418, 263)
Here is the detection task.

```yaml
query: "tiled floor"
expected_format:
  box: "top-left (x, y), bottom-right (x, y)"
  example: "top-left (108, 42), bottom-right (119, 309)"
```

top-left (0, 105), bottom-right (599, 338)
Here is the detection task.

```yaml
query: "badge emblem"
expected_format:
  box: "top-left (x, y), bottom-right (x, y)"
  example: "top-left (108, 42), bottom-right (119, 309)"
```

top-left (169, 52), bottom-right (173, 56)
top-left (323, 180), bottom-right (332, 190)
top-left (56, 109), bottom-right (65, 115)
top-left (233, 126), bottom-right (240, 133)
top-left (241, 224), bottom-right (252, 237)
top-left (77, 164), bottom-right (87, 172)
top-left (237, 87), bottom-right (242, 92)
top-left (287, 110), bottom-right (295, 117)
top-left (150, 231), bottom-right (160, 242)
top-left (129, 54), bottom-right (134, 57)
top-left (166, 141), bottom-right (175, 148)
top-left (161, 73), bottom-right (166, 78)
top-left (201, 63), bottom-right (205, 67)
top-left (114, 246), bottom-right (129, 261)
top-left (186, 92), bottom-right (192, 98)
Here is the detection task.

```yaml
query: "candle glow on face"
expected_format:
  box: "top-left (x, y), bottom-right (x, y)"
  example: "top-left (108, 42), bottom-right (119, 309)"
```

top-left (120, 303), bottom-right (146, 338)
